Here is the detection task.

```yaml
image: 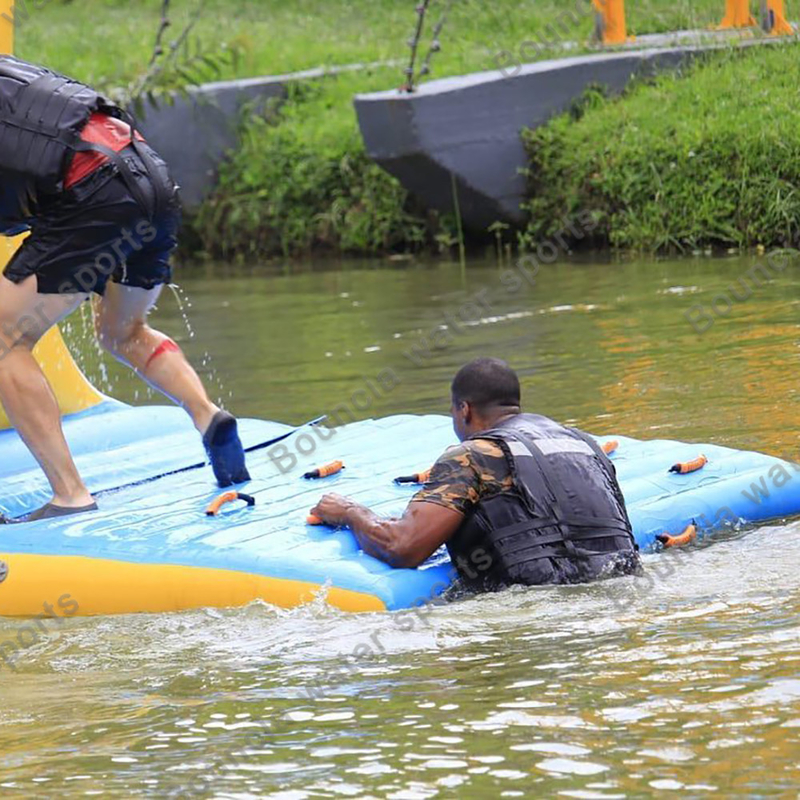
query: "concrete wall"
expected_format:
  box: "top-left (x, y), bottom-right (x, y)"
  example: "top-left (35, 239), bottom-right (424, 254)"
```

top-left (138, 62), bottom-right (396, 211)
top-left (353, 43), bottom-right (762, 233)
top-left (136, 74), bottom-right (287, 211)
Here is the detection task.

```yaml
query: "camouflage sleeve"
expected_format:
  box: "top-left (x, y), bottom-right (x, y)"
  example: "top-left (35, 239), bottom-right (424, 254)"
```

top-left (410, 443), bottom-right (481, 515)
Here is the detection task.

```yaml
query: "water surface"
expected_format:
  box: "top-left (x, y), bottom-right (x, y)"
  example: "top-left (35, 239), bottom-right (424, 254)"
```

top-left (2, 253), bottom-right (800, 797)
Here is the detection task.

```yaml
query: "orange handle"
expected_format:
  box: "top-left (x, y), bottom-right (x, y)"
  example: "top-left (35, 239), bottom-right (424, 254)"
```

top-left (307, 514), bottom-right (323, 525)
top-left (602, 440), bottom-right (619, 455)
top-left (394, 467), bottom-right (433, 485)
top-left (205, 491), bottom-right (256, 516)
top-left (669, 454), bottom-right (707, 474)
top-left (656, 522), bottom-right (697, 548)
top-left (304, 460), bottom-right (345, 479)
top-left (206, 491), bottom-right (238, 516)
top-left (318, 460), bottom-right (344, 478)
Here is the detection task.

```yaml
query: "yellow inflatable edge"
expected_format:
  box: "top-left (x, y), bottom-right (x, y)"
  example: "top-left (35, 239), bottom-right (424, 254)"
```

top-left (0, 553), bottom-right (387, 617)
top-left (0, 236), bottom-right (106, 430)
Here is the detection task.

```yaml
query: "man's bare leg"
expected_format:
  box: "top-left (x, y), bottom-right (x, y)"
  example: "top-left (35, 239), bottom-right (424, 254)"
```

top-left (95, 282), bottom-right (250, 486)
top-left (0, 275), bottom-right (93, 508)
top-left (93, 282), bottom-right (219, 434)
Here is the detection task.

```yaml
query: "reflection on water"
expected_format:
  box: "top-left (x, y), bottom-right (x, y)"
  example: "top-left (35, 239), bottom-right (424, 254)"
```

top-left (3, 254), bottom-right (800, 796)
top-left (65, 253), bottom-right (800, 459)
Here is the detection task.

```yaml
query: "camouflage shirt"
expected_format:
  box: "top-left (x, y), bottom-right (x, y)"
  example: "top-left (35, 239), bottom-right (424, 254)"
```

top-left (411, 439), bottom-right (515, 515)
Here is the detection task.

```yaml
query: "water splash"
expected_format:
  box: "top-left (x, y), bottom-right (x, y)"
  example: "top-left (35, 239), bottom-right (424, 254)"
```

top-left (168, 283), bottom-right (229, 408)
top-left (167, 283), bottom-right (196, 340)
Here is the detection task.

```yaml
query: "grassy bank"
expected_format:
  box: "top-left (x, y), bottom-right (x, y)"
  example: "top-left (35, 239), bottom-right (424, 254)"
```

top-left (20, 0), bottom-right (726, 86)
top-left (190, 73), bottom-right (443, 259)
top-left (17, 0), bottom-right (774, 258)
top-left (521, 43), bottom-right (800, 253)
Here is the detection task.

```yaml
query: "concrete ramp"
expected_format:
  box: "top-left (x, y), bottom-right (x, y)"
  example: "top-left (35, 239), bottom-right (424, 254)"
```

top-left (354, 43), bottom-right (761, 233)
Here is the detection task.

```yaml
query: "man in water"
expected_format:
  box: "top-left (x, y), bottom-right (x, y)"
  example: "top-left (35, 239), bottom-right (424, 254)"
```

top-left (311, 357), bottom-right (639, 592)
top-left (0, 56), bottom-right (249, 522)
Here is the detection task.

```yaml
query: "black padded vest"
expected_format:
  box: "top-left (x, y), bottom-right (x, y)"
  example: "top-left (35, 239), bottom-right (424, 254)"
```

top-left (0, 56), bottom-right (124, 220)
top-left (0, 56), bottom-right (167, 227)
top-left (447, 413), bottom-right (638, 591)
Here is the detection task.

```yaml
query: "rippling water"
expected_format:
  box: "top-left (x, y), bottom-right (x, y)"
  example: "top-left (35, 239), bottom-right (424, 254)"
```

top-left (2, 254), bottom-right (800, 796)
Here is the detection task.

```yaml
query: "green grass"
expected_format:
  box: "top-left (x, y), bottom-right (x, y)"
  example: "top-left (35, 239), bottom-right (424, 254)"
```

top-left (191, 73), bottom-right (443, 259)
top-left (18, 0), bottom-right (729, 87)
top-left (521, 43), bottom-right (800, 253)
top-left (12, 0), bottom-right (784, 257)
top-left (624, 0), bottom-right (730, 33)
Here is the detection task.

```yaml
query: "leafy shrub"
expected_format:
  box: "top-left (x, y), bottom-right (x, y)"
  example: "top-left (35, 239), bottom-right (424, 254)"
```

top-left (190, 76), bottom-right (439, 259)
top-left (521, 45), bottom-right (800, 253)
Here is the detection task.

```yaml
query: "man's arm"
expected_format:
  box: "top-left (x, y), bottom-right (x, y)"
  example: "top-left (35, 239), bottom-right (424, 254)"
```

top-left (309, 494), bottom-right (464, 568)
top-left (311, 442), bottom-right (484, 568)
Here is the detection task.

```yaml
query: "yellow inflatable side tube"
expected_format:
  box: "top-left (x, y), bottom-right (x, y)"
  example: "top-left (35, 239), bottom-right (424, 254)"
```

top-left (0, 236), bottom-right (105, 430)
top-left (0, 553), bottom-right (387, 617)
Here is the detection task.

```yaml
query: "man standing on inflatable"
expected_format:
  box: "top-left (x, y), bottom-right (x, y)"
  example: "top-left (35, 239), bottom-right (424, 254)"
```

top-left (312, 358), bottom-right (640, 592)
top-left (0, 56), bottom-right (249, 522)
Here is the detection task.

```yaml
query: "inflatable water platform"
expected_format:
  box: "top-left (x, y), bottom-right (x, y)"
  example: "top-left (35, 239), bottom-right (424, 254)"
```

top-left (0, 227), bottom-right (798, 617)
top-left (1, 325), bottom-right (799, 618)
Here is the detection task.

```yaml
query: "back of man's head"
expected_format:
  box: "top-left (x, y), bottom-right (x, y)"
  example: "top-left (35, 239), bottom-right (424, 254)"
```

top-left (451, 358), bottom-right (521, 415)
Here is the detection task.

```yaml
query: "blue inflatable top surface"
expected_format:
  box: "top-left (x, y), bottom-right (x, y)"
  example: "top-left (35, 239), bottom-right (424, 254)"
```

top-left (1, 402), bottom-right (799, 610)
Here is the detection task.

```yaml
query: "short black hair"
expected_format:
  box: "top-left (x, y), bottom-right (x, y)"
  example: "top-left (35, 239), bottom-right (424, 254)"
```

top-left (451, 358), bottom-right (521, 413)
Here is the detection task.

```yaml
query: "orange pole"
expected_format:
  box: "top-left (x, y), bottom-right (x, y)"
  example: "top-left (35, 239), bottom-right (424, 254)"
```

top-left (762, 0), bottom-right (794, 33)
top-left (592, 0), bottom-right (627, 44)
top-left (1, 0), bottom-right (12, 54)
top-left (718, 0), bottom-right (757, 27)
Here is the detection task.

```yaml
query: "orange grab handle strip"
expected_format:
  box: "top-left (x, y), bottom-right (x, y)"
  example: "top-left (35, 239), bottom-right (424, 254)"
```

top-left (656, 523), bottom-right (697, 548)
top-left (307, 514), bottom-right (323, 525)
top-left (205, 492), bottom-right (256, 516)
top-left (670, 454), bottom-right (708, 474)
top-left (205, 491), bottom-right (240, 516)
top-left (394, 467), bottom-right (433, 484)
top-left (602, 440), bottom-right (619, 455)
top-left (304, 460), bottom-right (345, 479)
top-left (318, 460), bottom-right (344, 478)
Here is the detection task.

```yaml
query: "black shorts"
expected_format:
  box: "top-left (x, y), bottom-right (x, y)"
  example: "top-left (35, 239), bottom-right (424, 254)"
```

top-left (4, 143), bottom-right (181, 295)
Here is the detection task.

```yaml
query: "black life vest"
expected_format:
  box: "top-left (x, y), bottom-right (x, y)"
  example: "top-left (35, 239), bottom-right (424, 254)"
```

top-left (446, 413), bottom-right (638, 591)
top-left (0, 56), bottom-right (164, 227)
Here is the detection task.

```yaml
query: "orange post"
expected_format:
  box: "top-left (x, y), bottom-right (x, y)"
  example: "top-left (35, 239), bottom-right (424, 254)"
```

top-left (761, 0), bottom-right (794, 33)
top-left (718, 0), bottom-right (757, 28)
top-left (0, 0), bottom-right (12, 54)
top-left (592, 0), bottom-right (627, 44)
